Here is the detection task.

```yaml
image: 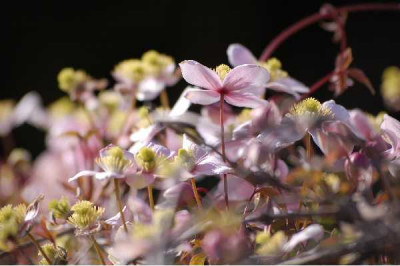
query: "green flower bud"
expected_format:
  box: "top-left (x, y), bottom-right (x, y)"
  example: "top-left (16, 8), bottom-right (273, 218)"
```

top-left (57, 68), bottom-right (88, 93)
top-left (48, 197), bottom-right (71, 220)
top-left (38, 243), bottom-right (67, 265)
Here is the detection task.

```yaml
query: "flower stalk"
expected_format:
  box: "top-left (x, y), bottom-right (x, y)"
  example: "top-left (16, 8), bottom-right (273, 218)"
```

top-left (219, 95), bottom-right (229, 210)
top-left (160, 90), bottom-right (170, 109)
top-left (191, 178), bottom-right (203, 209)
top-left (27, 232), bottom-right (52, 265)
top-left (113, 179), bottom-right (128, 233)
top-left (90, 235), bottom-right (106, 265)
top-left (147, 185), bottom-right (155, 210)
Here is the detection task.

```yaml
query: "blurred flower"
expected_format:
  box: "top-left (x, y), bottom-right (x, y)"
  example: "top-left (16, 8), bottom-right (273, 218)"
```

top-left (0, 99), bottom-right (15, 136)
top-left (68, 144), bottom-right (135, 182)
top-left (57, 67), bottom-right (107, 102)
top-left (126, 143), bottom-right (175, 189)
top-left (48, 197), bottom-right (71, 220)
top-left (255, 231), bottom-right (287, 256)
top-left (227, 43), bottom-right (309, 99)
top-left (113, 50), bottom-right (179, 101)
top-left (174, 134), bottom-right (231, 180)
top-left (381, 66), bottom-right (400, 111)
top-left (67, 200), bottom-right (104, 234)
top-left (179, 60), bottom-right (269, 108)
top-left (202, 229), bottom-right (251, 264)
top-left (37, 243), bottom-right (67, 265)
top-left (0, 196), bottom-right (43, 251)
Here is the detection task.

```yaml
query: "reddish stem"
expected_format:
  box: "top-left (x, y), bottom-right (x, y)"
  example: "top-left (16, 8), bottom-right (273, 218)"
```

top-left (220, 95), bottom-right (229, 210)
top-left (260, 3), bottom-right (400, 61)
top-left (300, 70), bottom-right (335, 100)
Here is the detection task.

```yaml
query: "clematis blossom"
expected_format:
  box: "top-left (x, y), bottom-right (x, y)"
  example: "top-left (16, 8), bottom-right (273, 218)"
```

top-left (174, 134), bottom-right (231, 180)
top-left (227, 43), bottom-right (309, 99)
top-left (126, 142), bottom-right (175, 189)
top-left (179, 60), bottom-right (270, 108)
top-left (68, 144), bottom-right (136, 182)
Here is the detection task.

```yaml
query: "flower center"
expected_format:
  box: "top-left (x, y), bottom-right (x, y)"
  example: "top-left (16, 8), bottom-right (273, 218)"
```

top-left (136, 147), bottom-right (157, 172)
top-left (290, 97), bottom-right (332, 117)
top-left (214, 64), bottom-right (231, 81)
top-left (175, 148), bottom-right (196, 171)
top-left (259, 58), bottom-right (288, 81)
top-left (381, 66), bottom-right (400, 99)
top-left (57, 68), bottom-right (89, 92)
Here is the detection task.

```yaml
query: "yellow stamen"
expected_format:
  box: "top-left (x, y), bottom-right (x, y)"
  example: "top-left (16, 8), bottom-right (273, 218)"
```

top-left (290, 97), bottom-right (332, 118)
top-left (214, 64), bottom-right (231, 81)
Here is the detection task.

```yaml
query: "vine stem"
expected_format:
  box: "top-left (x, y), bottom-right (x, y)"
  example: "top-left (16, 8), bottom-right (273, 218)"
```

top-left (300, 70), bottom-right (336, 101)
top-left (147, 185), bottom-right (155, 210)
top-left (27, 232), bottom-right (52, 265)
top-left (219, 95), bottom-right (229, 210)
top-left (160, 90), bottom-right (170, 109)
top-left (260, 3), bottom-right (400, 61)
top-left (191, 178), bottom-right (203, 209)
top-left (306, 133), bottom-right (312, 161)
top-left (113, 179), bottom-right (128, 233)
top-left (90, 235), bottom-right (106, 265)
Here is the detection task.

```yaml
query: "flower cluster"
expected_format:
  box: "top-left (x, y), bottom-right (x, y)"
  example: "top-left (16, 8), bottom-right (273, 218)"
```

top-left (2, 5), bottom-right (400, 264)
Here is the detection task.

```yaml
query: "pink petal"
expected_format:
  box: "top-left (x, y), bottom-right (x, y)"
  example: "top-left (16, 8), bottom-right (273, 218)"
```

top-left (227, 43), bottom-right (258, 67)
top-left (349, 109), bottom-right (374, 140)
top-left (182, 134), bottom-right (207, 161)
top-left (68, 170), bottom-right (102, 182)
top-left (184, 88), bottom-right (220, 105)
top-left (192, 155), bottom-right (231, 176)
top-left (322, 100), bottom-right (350, 122)
top-left (224, 91), bottom-right (268, 108)
top-left (125, 173), bottom-right (155, 189)
top-left (266, 77), bottom-right (309, 99)
top-left (223, 64), bottom-right (269, 92)
top-left (179, 60), bottom-right (222, 90)
top-left (216, 174), bottom-right (254, 202)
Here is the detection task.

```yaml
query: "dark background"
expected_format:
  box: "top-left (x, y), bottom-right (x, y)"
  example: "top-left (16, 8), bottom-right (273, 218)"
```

top-left (3, 0), bottom-right (400, 156)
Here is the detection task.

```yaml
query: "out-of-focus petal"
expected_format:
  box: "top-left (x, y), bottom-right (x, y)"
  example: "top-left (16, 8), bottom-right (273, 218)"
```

top-left (68, 170), bottom-right (112, 182)
top-left (184, 89), bottom-right (220, 105)
top-left (104, 206), bottom-right (127, 226)
top-left (283, 224), bottom-right (324, 252)
top-left (322, 100), bottom-right (350, 122)
top-left (169, 86), bottom-right (193, 117)
top-left (146, 142), bottom-right (175, 159)
top-left (381, 114), bottom-right (400, 159)
top-left (68, 170), bottom-right (97, 182)
top-left (182, 134), bottom-right (207, 161)
top-left (136, 78), bottom-right (165, 101)
top-left (179, 60), bottom-right (222, 90)
top-left (223, 64), bottom-right (270, 92)
top-left (216, 175), bottom-right (254, 202)
top-left (225, 91), bottom-right (268, 108)
top-left (227, 43), bottom-right (258, 67)
top-left (126, 173), bottom-right (155, 189)
top-left (193, 155), bottom-right (231, 176)
top-left (266, 77), bottom-right (309, 99)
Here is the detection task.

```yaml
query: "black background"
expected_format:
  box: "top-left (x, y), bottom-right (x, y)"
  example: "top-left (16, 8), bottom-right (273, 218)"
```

top-left (3, 0), bottom-right (400, 156)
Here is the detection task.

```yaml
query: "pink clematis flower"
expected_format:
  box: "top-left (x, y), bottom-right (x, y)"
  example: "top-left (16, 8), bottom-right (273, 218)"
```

top-left (179, 60), bottom-right (270, 108)
top-left (227, 43), bottom-right (309, 99)
top-left (68, 144), bottom-right (136, 181)
top-left (126, 142), bottom-right (175, 189)
top-left (174, 134), bottom-right (231, 180)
